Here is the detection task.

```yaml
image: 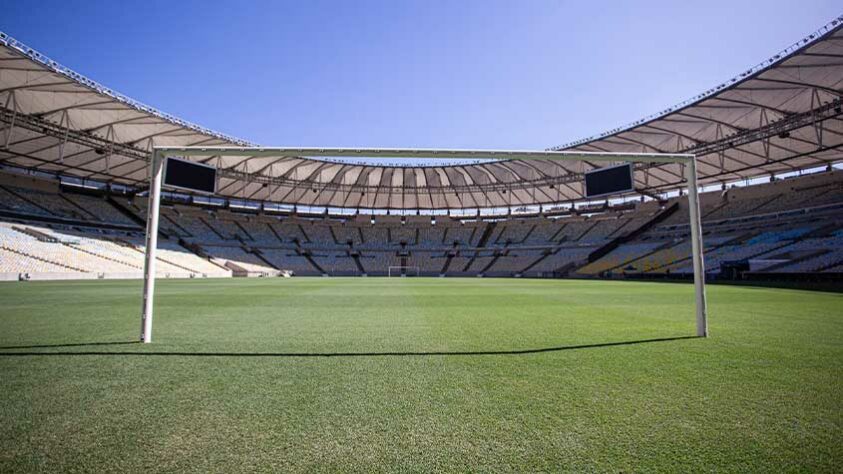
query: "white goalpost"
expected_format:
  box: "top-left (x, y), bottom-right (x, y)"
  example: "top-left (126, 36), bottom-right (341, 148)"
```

top-left (388, 266), bottom-right (420, 277)
top-left (141, 147), bottom-right (708, 343)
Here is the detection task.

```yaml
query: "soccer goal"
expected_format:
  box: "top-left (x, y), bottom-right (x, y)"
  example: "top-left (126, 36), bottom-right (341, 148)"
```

top-left (388, 266), bottom-right (420, 277)
top-left (140, 146), bottom-right (708, 343)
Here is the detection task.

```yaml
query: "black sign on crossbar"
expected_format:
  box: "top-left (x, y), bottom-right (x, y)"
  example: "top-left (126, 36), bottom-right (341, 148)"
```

top-left (163, 157), bottom-right (217, 194)
top-left (584, 163), bottom-right (634, 198)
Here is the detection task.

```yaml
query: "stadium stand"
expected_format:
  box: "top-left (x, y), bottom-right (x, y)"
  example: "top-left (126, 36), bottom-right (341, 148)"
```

top-left (0, 174), bottom-right (236, 281)
top-left (1, 168), bottom-right (841, 281)
top-left (0, 186), bottom-right (52, 217)
top-left (62, 193), bottom-right (137, 226)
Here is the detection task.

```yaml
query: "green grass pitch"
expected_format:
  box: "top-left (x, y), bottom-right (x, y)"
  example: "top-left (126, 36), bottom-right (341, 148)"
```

top-left (0, 278), bottom-right (841, 472)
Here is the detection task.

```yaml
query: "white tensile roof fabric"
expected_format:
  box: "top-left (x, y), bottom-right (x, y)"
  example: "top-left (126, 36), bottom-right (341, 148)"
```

top-left (0, 17), bottom-right (841, 210)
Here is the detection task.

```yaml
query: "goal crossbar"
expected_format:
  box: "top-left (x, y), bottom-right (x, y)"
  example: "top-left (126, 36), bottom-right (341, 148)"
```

top-left (140, 147), bottom-right (707, 342)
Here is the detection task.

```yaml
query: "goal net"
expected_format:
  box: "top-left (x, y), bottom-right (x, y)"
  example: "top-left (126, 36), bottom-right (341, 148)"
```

top-left (388, 266), bottom-right (420, 277)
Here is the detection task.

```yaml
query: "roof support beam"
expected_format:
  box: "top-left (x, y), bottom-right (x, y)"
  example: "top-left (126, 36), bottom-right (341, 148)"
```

top-left (154, 146), bottom-right (695, 164)
top-left (0, 80), bottom-right (75, 94)
top-left (751, 77), bottom-right (840, 96)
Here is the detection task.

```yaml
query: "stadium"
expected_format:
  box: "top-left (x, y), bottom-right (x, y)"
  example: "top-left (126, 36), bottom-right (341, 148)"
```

top-left (1, 6), bottom-right (841, 472)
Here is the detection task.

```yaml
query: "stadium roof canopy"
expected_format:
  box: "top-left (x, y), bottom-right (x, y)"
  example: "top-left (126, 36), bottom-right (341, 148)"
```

top-left (0, 17), bottom-right (841, 210)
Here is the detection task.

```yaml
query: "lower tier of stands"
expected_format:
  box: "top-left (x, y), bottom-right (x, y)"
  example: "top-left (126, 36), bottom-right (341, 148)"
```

top-left (0, 221), bottom-right (231, 281)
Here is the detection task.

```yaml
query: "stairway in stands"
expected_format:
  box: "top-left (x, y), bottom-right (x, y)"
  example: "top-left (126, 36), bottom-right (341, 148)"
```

top-left (475, 222), bottom-right (497, 247)
top-left (461, 223), bottom-right (497, 272)
top-left (440, 253), bottom-right (454, 275)
top-left (250, 248), bottom-right (280, 270)
top-left (20, 225), bottom-right (138, 271)
top-left (0, 245), bottom-right (89, 273)
top-left (199, 216), bottom-right (227, 240)
top-left (116, 238), bottom-right (204, 274)
top-left (518, 249), bottom-right (553, 275)
top-left (267, 223), bottom-right (286, 243)
top-left (577, 202), bottom-right (679, 271)
top-left (12, 226), bottom-right (57, 242)
top-left (297, 248), bottom-right (325, 275)
top-left (59, 195), bottom-right (99, 220)
top-left (64, 243), bottom-right (140, 270)
top-left (351, 253), bottom-right (366, 274)
top-left (235, 221), bottom-right (254, 241)
top-left (0, 185), bottom-right (55, 216)
top-left (106, 196), bottom-right (148, 228)
top-left (304, 253), bottom-right (326, 275)
top-left (479, 252), bottom-right (503, 275)
top-left (329, 227), bottom-right (341, 245)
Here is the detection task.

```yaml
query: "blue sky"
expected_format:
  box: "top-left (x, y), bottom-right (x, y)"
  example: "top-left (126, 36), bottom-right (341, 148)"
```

top-left (4, 1), bottom-right (841, 150)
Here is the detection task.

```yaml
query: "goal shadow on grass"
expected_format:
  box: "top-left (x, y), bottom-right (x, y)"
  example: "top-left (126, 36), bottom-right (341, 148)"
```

top-left (0, 341), bottom-right (139, 350)
top-left (0, 335), bottom-right (700, 357)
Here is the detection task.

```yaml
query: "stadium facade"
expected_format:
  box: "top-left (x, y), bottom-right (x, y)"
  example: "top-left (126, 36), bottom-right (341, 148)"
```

top-left (0, 17), bottom-right (841, 281)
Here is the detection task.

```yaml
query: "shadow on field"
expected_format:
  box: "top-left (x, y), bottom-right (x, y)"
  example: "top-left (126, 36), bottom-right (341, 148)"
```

top-left (0, 341), bottom-right (139, 350)
top-left (0, 336), bottom-right (700, 357)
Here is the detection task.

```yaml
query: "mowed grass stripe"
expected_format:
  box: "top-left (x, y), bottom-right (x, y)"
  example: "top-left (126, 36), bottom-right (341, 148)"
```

top-left (0, 278), bottom-right (840, 472)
